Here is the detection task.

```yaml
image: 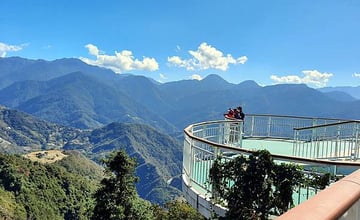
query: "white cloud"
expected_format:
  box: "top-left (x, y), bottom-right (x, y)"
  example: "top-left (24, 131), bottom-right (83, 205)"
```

top-left (190, 74), bottom-right (202, 80)
top-left (0, 42), bottom-right (24, 57)
top-left (80, 44), bottom-right (159, 73)
top-left (42, 45), bottom-right (52, 50)
top-left (353, 73), bottom-right (360, 78)
top-left (157, 73), bottom-right (167, 83)
top-left (270, 70), bottom-right (333, 88)
top-left (237, 56), bottom-right (248, 64)
top-left (168, 42), bottom-right (248, 71)
top-left (168, 56), bottom-right (194, 70)
top-left (86, 44), bottom-right (100, 56)
top-left (159, 73), bottom-right (167, 80)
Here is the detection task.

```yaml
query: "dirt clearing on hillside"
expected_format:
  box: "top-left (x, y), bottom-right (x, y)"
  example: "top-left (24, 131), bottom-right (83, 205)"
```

top-left (24, 150), bottom-right (68, 164)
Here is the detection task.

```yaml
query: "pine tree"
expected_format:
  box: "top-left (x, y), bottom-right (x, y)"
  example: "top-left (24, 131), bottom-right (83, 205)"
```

top-left (91, 150), bottom-right (154, 220)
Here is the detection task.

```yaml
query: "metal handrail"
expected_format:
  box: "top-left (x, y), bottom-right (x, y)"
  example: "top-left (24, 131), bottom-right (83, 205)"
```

top-left (278, 168), bottom-right (360, 219)
top-left (247, 114), bottom-right (354, 122)
top-left (183, 115), bottom-right (360, 218)
top-left (294, 120), bottom-right (360, 130)
top-left (184, 120), bottom-right (360, 167)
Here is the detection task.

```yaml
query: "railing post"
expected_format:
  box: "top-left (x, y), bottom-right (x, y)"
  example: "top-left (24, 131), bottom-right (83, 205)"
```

top-left (312, 119), bottom-right (318, 127)
top-left (354, 123), bottom-right (359, 160)
top-left (293, 129), bottom-right (299, 157)
top-left (215, 123), bottom-right (222, 156)
top-left (202, 124), bottom-right (207, 140)
top-left (267, 116), bottom-right (272, 137)
top-left (311, 119), bottom-right (317, 159)
top-left (316, 135), bottom-right (320, 158)
top-left (189, 128), bottom-right (195, 187)
top-left (238, 120), bottom-right (243, 148)
top-left (218, 122), bottom-right (224, 144)
top-left (335, 125), bottom-right (341, 158)
top-left (250, 115), bottom-right (255, 137)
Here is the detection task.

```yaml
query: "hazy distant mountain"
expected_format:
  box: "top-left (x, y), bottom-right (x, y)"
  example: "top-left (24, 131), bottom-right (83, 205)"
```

top-left (321, 91), bottom-right (357, 102)
top-left (0, 71), bottom-right (178, 133)
top-left (0, 106), bottom-right (182, 204)
top-left (158, 74), bottom-right (235, 103)
top-left (1, 56), bottom-right (360, 133)
top-left (156, 80), bottom-right (360, 128)
top-left (0, 80), bottom-right (48, 108)
top-left (0, 57), bottom-right (117, 89)
top-left (319, 86), bottom-right (360, 100)
top-left (1, 56), bottom-right (360, 205)
top-left (114, 75), bottom-right (172, 114)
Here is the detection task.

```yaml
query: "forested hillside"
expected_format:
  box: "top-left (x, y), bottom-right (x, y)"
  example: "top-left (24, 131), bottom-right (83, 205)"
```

top-left (0, 106), bottom-right (81, 154)
top-left (0, 106), bottom-right (182, 204)
top-left (0, 150), bottom-right (203, 220)
top-left (0, 151), bottom-right (100, 219)
top-left (64, 122), bottom-right (183, 203)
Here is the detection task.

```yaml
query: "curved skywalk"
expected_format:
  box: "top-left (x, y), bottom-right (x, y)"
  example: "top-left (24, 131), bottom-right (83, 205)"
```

top-left (182, 114), bottom-right (360, 218)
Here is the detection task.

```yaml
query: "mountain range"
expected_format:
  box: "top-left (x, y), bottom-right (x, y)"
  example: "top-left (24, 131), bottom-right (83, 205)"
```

top-left (1, 56), bottom-right (360, 206)
top-left (1, 57), bottom-right (360, 132)
top-left (319, 86), bottom-right (360, 100)
top-left (0, 106), bottom-right (182, 204)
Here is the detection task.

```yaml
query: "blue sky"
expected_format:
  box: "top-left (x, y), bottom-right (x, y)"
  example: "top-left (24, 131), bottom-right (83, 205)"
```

top-left (1, 0), bottom-right (359, 87)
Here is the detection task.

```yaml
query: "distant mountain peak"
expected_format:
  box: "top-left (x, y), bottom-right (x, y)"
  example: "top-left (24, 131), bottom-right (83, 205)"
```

top-left (267, 83), bottom-right (309, 89)
top-left (238, 80), bottom-right (260, 87)
top-left (53, 57), bottom-right (84, 64)
top-left (201, 74), bottom-right (232, 89)
top-left (202, 74), bottom-right (227, 82)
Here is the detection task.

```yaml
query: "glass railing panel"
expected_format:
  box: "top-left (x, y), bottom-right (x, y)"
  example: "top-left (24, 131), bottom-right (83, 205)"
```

top-left (294, 121), bottom-right (360, 160)
top-left (183, 116), bottom-right (360, 218)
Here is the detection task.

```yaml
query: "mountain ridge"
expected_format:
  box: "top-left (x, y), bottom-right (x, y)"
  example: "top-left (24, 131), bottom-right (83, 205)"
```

top-left (0, 106), bottom-right (182, 204)
top-left (1, 56), bottom-right (360, 206)
top-left (1, 56), bottom-right (360, 132)
top-left (318, 86), bottom-right (360, 100)
top-left (0, 71), bottom-right (178, 133)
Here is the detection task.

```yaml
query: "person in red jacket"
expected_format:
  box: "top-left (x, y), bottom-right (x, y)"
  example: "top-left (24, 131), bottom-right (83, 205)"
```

top-left (225, 108), bottom-right (235, 118)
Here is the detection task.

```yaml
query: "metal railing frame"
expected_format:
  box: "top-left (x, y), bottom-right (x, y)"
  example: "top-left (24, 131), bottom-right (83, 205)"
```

top-left (183, 114), bottom-right (360, 217)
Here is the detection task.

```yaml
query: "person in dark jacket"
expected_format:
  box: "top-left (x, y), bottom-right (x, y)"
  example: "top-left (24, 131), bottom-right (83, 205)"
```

top-left (236, 106), bottom-right (245, 120)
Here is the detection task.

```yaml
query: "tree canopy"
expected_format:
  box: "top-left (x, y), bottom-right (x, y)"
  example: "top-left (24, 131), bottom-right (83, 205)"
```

top-left (91, 150), bottom-right (154, 220)
top-left (0, 150), bottom-right (203, 220)
top-left (210, 150), bottom-right (305, 219)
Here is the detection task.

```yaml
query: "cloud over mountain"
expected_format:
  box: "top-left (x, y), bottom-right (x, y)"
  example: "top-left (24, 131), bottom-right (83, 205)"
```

top-left (190, 74), bottom-right (202, 80)
top-left (270, 70), bottom-right (333, 88)
top-left (168, 42), bottom-right (248, 71)
top-left (80, 44), bottom-right (159, 73)
top-left (353, 73), bottom-right (360, 78)
top-left (0, 42), bottom-right (24, 57)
